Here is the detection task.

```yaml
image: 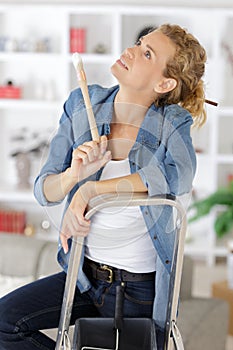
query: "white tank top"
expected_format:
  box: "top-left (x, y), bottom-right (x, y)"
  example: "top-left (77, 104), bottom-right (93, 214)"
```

top-left (85, 159), bottom-right (157, 273)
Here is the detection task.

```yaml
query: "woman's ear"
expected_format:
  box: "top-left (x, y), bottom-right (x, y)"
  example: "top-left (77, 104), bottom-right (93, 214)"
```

top-left (154, 78), bottom-right (177, 94)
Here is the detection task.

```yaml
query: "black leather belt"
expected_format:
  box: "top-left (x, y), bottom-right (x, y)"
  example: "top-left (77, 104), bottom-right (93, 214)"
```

top-left (84, 258), bottom-right (155, 283)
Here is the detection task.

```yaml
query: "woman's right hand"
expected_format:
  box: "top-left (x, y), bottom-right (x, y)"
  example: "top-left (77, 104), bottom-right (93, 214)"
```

top-left (69, 135), bottom-right (111, 182)
top-left (59, 182), bottom-right (92, 254)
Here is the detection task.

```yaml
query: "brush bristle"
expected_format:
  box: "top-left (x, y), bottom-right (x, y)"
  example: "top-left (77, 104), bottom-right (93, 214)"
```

top-left (72, 52), bottom-right (83, 71)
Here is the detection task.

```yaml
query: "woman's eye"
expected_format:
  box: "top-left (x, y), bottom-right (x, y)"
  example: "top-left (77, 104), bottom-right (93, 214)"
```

top-left (135, 39), bottom-right (151, 59)
top-left (145, 50), bottom-right (151, 59)
top-left (135, 39), bottom-right (141, 46)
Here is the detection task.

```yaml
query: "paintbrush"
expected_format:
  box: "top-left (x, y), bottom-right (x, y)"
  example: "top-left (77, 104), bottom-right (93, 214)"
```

top-left (72, 52), bottom-right (99, 142)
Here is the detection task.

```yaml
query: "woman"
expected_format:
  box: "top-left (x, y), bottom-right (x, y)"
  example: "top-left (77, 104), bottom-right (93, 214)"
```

top-left (0, 24), bottom-right (207, 349)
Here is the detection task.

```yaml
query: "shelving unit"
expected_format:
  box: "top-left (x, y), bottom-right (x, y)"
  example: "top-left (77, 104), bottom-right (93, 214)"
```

top-left (0, 2), bottom-right (232, 264)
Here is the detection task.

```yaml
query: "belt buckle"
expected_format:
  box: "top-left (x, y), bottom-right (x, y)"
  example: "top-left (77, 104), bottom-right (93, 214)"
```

top-left (101, 265), bottom-right (113, 283)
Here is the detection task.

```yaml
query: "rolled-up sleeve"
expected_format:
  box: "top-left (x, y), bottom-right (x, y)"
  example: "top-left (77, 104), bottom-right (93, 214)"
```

top-left (34, 96), bottom-right (75, 206)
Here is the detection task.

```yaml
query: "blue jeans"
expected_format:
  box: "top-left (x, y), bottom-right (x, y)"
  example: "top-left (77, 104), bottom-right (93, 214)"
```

top-left (0, 271), bottom-right (155, 349)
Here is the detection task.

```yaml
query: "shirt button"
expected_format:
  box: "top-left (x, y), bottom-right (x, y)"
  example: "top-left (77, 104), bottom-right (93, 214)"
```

top-left (165, 259), bottom-right (170, 264)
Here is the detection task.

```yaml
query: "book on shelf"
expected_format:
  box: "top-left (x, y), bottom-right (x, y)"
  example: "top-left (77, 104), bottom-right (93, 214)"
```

top-left (0, 210), bottom-right (26, 234)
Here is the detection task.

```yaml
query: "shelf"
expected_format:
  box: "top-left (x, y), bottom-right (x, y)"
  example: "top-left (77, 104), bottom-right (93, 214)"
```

top-left (69, 53), bottom-right (116, 64)
top-left (0, 53), bottom-right (65, 62)
top-left (184, 233), bottom-right (213, 257)
top-left (35, 231), bottom-right (58, 242)
top-left (0, 99), bottom-right (61, 110)
top-left (184, 245), bottom-right (211, 257)
top-left (218, 106), bottom-right (233, 115)
top-left (214, 246), bottom-right (228, 257)
top-left (0, 185), bottom-right (35, 202)
top-left (217, 155), bottom-right (233, 163)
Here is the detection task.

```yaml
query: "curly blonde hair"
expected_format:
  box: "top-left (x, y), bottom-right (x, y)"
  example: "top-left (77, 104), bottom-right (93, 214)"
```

top-left (155, 24), bottom-right (207, 127)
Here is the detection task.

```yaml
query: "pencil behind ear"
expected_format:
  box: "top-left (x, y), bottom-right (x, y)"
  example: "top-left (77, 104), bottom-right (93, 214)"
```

top-left (154, 78), bottom-right (177, 94)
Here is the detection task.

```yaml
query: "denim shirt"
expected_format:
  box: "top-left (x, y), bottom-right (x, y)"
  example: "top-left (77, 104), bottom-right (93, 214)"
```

top-left (34, 84), bottom-right (196, 332)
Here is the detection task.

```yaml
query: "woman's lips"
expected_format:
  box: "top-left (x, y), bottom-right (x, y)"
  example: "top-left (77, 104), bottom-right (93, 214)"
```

top-left (116, 58), bottom-right (128, 70)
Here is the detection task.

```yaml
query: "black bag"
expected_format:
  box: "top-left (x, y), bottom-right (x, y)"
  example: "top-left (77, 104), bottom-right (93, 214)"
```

top-left (72, 285), bottom-right (157, 350)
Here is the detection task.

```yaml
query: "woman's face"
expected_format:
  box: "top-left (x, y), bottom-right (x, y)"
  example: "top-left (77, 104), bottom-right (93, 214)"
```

top-left (111, 29), bottom-right (176, 97)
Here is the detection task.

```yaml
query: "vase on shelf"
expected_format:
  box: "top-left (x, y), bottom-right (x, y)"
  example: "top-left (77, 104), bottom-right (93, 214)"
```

top-left (15, 152), bottom-right (31, 189)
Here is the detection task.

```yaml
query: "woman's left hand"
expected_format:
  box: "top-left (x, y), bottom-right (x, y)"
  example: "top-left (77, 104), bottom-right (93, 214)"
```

top-left (60, 183), bottom-right (92, 254)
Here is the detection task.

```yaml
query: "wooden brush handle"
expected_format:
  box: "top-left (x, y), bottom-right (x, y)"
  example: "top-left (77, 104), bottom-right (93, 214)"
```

top-left (79, 81), bottom-right (99, 142)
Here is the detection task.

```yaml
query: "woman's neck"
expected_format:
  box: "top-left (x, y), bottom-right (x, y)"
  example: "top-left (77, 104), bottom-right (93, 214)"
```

top-left (108, 90), bottom-right (153, 160)
top-left (113, 90), bottom-right (152, 126)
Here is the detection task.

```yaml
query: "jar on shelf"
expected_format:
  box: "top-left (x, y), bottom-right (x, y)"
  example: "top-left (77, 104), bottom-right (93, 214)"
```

top-left (70, 28), bottom-right (86, 53)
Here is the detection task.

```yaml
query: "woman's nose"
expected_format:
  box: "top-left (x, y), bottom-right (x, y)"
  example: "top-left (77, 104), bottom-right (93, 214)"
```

top-left (123, 47), bottom-right (134, 59)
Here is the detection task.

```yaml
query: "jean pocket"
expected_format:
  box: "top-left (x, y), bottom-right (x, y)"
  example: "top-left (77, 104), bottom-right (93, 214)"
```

top-left (124, 280), bottom-right (155, 306)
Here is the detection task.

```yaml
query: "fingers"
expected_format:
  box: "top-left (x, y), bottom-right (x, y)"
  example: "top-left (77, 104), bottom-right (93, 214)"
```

top-left (60, 207), bottom-right (90, 254)
top-left (60, 233), bottom-right (70, 254)
top-left (62, 209), bottom-right (90, 235)
top-left (99, 135), bottom-right (108, 156)
top-left (73, 135), bottom-right (109, 165)
top-left (60, 230), bottom-right (89, 254)
top-left (60, 228), bottom-right (89, 254)
top-left (99, 150), bottom-right (112, 167)
top-left (75, 142), bottom-right (98, 164)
